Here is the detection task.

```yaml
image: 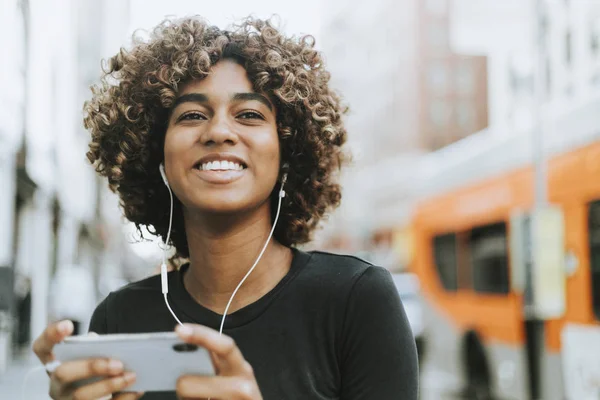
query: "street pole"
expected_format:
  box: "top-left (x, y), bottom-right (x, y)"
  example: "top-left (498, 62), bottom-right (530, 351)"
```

top-left (533, 0), bottom-right (547, 210)
top-left (525, 1), bottom-right (547, 399)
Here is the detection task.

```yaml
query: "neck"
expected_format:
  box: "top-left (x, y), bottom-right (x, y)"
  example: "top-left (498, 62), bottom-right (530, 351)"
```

top-left (182, 206), bottom-right (292, 314)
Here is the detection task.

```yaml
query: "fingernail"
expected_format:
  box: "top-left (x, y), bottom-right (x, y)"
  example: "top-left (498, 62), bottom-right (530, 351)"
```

top-left (109, 359), bottom-right (123, 372)
top-left (176, 324), bottom-right (193, 337)
top-left (124, 372), bottom-right (136, 382)
top-left (58, 320), bottom-right (72, 334)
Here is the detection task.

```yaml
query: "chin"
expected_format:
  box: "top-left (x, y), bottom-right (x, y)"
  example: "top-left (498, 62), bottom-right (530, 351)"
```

top-left (189, 194), bottom-right (267, 216)
top-left (198, 202), bottom-right (250, 215)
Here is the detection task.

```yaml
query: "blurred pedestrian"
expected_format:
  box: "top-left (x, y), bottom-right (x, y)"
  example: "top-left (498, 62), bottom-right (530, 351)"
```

top-left (33, 16), bottom-right (418, 400)
top-left (13, 274), bottom-right (31, 352)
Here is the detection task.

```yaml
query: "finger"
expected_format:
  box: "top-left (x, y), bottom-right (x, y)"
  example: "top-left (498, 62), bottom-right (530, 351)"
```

top-left (176, 324), bottom-right (248, 376)
top-left (209, 351), bottom-right (220, 374)
top-left (70, 372), bottom-right (136, 400)
top-left (32, 320), bottom-right (73, 364)
top-left (177, 375), bottom-right (259, 400)
top-left (52, 358), bottom-right (124, 385)
top-left (112, 391), bottom-right (144, 400)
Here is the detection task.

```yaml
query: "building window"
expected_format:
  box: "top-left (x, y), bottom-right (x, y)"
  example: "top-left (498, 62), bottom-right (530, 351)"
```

top-left (588, 200), bottom-right (600, 319)
top-left (429, 100), bottom-right (450, 127)
top-left (426, 0), bottom-right (447, 16)
top-left (456, 61), bottom-right (475, 95)
top-left (565, 30), bottom-right (573, 66)
top-left (427, 62), bottom-right (448, 94)
top-left (456, 101), bottom-right (476, 132)
top-left (469, 223), bottom-right (510, 294)
top-left (433, 233), bottom-right (458, 291)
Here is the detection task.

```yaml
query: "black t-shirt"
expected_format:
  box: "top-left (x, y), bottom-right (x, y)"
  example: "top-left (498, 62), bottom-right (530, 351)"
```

top-left (89, 249), bottom-right (419, 399)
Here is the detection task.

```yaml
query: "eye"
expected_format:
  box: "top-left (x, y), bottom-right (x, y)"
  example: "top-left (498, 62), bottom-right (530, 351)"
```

top-left (178, 112), bottom-right (207, 122)
top-left (237, 111), bottom-right (264, 120)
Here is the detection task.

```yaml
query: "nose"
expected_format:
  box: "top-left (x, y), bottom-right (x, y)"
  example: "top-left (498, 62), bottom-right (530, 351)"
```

top-left (201, 112), bottom-right (238, 146)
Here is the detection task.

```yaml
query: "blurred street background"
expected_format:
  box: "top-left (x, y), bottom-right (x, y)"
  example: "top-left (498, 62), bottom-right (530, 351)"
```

top-left (2, 0), bottom-right (600, 399)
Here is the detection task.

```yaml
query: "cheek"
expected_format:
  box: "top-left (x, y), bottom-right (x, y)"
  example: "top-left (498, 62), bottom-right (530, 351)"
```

top-left (163, 128), bottom-right (194, 166)
top-left (253, 132), bottom-right (281, 173)
top-left (163, 128), bottom-right (182, 156)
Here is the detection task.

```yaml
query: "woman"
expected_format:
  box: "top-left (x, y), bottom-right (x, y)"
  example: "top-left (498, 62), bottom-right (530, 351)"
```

top-left (32, 16), bottom-right (418, 400)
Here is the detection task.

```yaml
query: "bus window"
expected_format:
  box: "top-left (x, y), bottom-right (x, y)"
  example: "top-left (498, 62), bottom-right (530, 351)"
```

top-left (433, 233), bottom-right (458, 291)
top-left (469, 223), bottom-right (510, 294)
top-left (589, 201), bottom-right (600, 319)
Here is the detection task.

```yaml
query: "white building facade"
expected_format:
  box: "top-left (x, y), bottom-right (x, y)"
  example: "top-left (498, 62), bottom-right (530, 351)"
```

top-left (0, 0), bottom-right (132, 372)
top-left (450, 0), bottom-right (600, 134)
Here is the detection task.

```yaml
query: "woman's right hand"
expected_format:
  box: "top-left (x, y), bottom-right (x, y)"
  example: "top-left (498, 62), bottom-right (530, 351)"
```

top-left (32, 320), bottom-right (143, 400)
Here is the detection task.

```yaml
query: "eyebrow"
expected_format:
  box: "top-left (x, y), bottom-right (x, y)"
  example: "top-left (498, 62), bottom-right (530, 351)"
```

top-left (231, 93), bottom-right (273, 110)
top-left (171, 92), bottom-right (273, 111)
top-left (171, 93), bottom-right (209, 109)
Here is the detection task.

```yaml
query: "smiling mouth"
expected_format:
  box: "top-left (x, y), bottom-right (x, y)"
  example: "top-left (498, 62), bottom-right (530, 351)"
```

top-left (192, 160), bottom-right (247, 184)
top-left (194, 160), bottom-right (247, 171)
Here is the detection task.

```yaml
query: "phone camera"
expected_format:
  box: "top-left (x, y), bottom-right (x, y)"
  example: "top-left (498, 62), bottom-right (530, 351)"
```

top-left (172, 343), bottom-right (198, 352)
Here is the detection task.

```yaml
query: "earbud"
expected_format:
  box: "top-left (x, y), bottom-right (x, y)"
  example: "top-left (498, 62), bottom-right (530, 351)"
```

top-left (159, 163), bottom-right (169, 187)
top-left (279, 163), bottom-right (289, 198)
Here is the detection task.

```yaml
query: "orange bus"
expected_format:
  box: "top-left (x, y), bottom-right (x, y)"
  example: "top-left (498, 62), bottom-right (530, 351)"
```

top-left (409, 100), bottom-right (600, 400)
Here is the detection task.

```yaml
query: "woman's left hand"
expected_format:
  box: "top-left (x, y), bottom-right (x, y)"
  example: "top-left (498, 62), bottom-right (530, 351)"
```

top-left (175, 324), bottom-right (263, 400)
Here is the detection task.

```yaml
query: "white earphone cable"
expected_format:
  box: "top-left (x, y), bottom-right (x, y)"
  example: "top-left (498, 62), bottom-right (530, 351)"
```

top-left (161, 177), bottom-right (183, 326)
top-left (164, 292), bottom-right (183, 326)
top-left (218, 184), bottom-right (285, 335)
top-left (162, 177), bottom-right (174, 265)
top-left (160, 164), bottom-right (287, 336)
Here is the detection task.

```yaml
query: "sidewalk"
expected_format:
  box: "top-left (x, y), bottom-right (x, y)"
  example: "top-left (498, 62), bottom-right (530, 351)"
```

top-left (0, 355), bottom-right (50, 399)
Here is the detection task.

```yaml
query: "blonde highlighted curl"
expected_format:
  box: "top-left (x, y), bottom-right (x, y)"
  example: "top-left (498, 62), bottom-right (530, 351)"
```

top-left (84, 16), bottom-right (348, 258)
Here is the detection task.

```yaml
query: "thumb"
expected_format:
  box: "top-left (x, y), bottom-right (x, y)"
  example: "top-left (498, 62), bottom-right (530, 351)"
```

top-left (32, 320), bottom-right (74, 364)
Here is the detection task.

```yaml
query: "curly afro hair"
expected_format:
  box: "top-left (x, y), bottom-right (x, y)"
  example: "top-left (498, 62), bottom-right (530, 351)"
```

top-left (84, 16), bottom-right (348, 258)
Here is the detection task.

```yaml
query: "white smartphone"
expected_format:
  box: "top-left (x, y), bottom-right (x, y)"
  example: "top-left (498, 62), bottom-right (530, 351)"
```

top-left (54, 332), bottom-right (214, 392)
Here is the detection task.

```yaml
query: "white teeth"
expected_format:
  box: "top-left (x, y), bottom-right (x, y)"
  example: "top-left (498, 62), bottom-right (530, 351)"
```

top-left (199, 161), bottom-right (244, 171)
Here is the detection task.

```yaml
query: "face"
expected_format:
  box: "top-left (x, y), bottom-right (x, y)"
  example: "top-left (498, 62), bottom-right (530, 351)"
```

top-left (163, 60), bottom-right (280, 216)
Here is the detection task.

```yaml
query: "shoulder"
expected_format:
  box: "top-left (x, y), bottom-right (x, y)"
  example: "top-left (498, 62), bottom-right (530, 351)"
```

top-left (114, 272), bottom-right (164, 294)
top-left (293, 250), bottom-right (396, 306)
top-left (88, 271), bottom-right (174, 333)
top-left (304, 250), bottom-right (373, 275)
top-left (303, 249), bottom-right (393, 288)
top-left (301, 251), bottom-right (402, 314)
top-left (100, 272), bottom-right (164, 307)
